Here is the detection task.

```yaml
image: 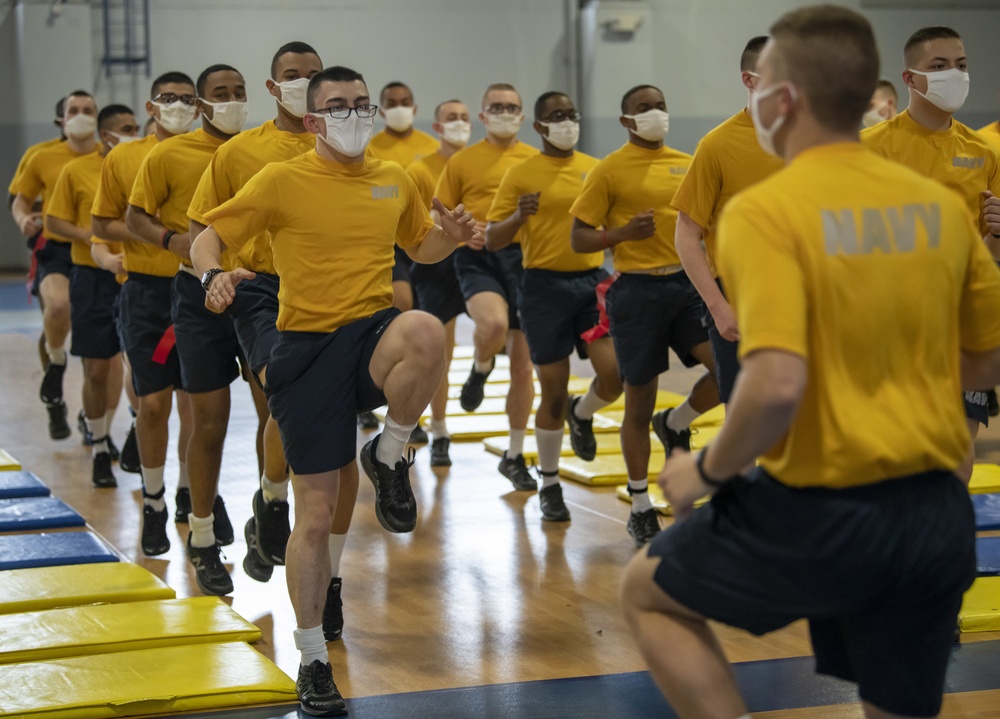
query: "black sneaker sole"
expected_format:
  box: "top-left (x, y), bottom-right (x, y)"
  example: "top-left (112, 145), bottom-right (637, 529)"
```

top-left (243, 519), bottom-right (274, 582)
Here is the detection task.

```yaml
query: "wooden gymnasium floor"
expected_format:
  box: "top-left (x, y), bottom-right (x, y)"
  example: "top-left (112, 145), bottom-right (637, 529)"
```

top-left (1, 276), bottom-right (1000, 718)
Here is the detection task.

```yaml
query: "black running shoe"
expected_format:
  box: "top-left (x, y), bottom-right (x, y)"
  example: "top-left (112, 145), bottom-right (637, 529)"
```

top-left (430, 436), bottom-right (452, 467)
top-left (213, 495), bottom-right (235, 546)
top-left (141, 499), bottom-right (170, 556)
top-left (242, 518), bottom-right (274, 583)
top-left (408, 424), bottom-right (428, 444)
top-left (106, 435), bottom-right (119, 461)
top-left (498, 452), bottom-right (536, 491)
top-left (360, 434), bottom-right (417, 533)
top-left (567, 395), bottom-right (597, 461)
top-left (296, 660), bottom-right (347, 717)
top-left (652, 408), bottom-right (692, 455)
top-left (538, 482), bottom-right (571, 522)
top-left (989, 389), bottom-right (999, 418)
top-left (175, 487), bottom-right (192, 523)
top-left (118, 423), bottom-right (141, 473)
top-left (357, 410), bottom-right (380, 430)
top-left (253, 488), bottom-right (290, 565)
top-left (46, 400), bottom-right (71, 440)
top-left (626, 508), bottom-right (661, 548)
top-left (92, 449), bottom-right (117, 488)
top-left (40, 361), bottom-right (66, 405)
top-left (78, 410), bottom-right (92, 445)
top-left (323, 577), bottom-right (344, 642)
top-left (186, 536), bottom-right (233, 596)
top-left (459, 357), bottom-right (494, 412)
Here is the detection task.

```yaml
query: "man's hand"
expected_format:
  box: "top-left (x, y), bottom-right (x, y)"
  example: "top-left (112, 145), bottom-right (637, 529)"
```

top-left (515, 192), bottom-right (540, 222)
top-left (206, 267), bottom-right (256, 312)
top-left (104, 253), bottom-right (125, 276)
top-left (618, 209), bottom-right (656, 242)
top-left (983, 191), bottom-right (1000, 237)
top-left (18, 212), bottom-right (43, 238)
top-left (709, 300), bottom-right (740, 342)
top-left (658, 448), bottom-right (711, 520)
top-left (432, 198), bottom-right (483, 249)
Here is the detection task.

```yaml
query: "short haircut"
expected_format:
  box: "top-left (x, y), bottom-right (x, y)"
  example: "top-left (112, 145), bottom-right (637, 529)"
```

top-left (307, 66), bottom-right (367, 112)
top-left (270, 41), bottom-right (320, 79)
top-left (380, 81), bottom-right (411, 103)
top-left (620, 84), bottom-right (660, 114)
top-left (64, 90), bottom-right (95, 116)
top-left (197, 64), bottom-right (241, 97)
top-left (481, 83), bottom-right (521, 109)
top-left (434, 98), bottom-right (463, 121)
top-left (903, 26), bottom-right (962, 68)
top-left (741, 35), bottom-right (769, 72)
top-left (97, 104), bottom-right (134, 130)
top-left (769, 5), bottom-right (878, 134)
top-left (151, 71), bottom-right (195, 99)
top-left (876, 79), bottom-right (898, 100)
top-left (534, 91), bottom-right (568, 121)
top-left (54, 97), bottom-right (66, 119)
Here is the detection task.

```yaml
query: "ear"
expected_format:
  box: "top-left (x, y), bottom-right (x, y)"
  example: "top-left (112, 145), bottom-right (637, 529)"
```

top-left (412, 104), bottom-right (418, 116)
top-left (196, 99), bottom-right (210, 120)
top-left (302, 112), bottom-right (322, 135)
top-left (740, 71), bottom-right (755, 91)
top-left (266, 79), bottom-right (279, 98)
top-left (479, 111), bottom-right (488, 125)
top-left (533, 120), bottom-right (546, 136)
top-left (432, 121), bottom-right (443, 135)
top-left (619, 115), bottom-right (635, 131)
top-left (145, 100), bottom-right (156, 118)
top-left (378, 107), bottom-right (386, 118)
top-left (901, 69), bottom-right (916, 90)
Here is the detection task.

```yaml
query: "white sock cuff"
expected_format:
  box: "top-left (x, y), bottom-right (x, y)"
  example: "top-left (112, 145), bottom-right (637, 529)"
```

top-left (293, 625), bottom-right (329, 666)
top-left (666, 401), bottom-right (700, 432)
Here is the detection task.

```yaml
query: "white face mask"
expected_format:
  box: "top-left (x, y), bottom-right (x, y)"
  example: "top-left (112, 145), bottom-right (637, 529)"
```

top-left (909, 67), bottom-right (969, 113)
top-left (109, 132), bottom-right (140, 146)
top-left (484, 113), bottom-right (522, 139)
top-left (624, 109), bottom-right (669, 142)
top-left (201, 99), bottom-right (249, 135)
top-left (383, 106), bottom-right (414, 132)
top-left (540, 120), bottom-right (579, 151)
top-left (154, 101), bottom-right (197, 134)
top-left (750, 82), bottom-right (794, 158)
top-left (276, 77), bottom-right (310, 119)
top-left (312, 112), bottom-right (375, 157)
top-left (861, 99), bottom-right (890, 129)
top-left (64, 114), bottom-right (97, 140)
top-left (441, 120), bottom-right (471, 147)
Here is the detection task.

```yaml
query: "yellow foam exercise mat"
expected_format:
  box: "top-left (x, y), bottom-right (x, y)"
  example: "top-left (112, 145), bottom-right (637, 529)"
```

top-left (447, 412), bottom-right (621, 443)
top-left (959, 576), bottom-right (1000, 632)
top-left (484, 431), bottom-right (627, 463)
top-left (596, 403), bottom-right (725, 429)
top-left (559, 450), bottom-right (666, 486)
top-left (0, 641), bottom-right (297, 718)
top-left (616, 483), bottom-right (710, 516)
top-left (0, 563), bottom-right (174, 615)
top-left (0, 449), bottom-right (21, 471)
top-left (0, 597), bottom-right (262, 664)
top-left (970, 464), bottom-right (1000, 495)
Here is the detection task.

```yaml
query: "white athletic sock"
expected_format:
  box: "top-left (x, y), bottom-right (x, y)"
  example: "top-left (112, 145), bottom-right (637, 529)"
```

top-left (141, 465), bottom-right (166, 510)
top-left (188, 512), bottom-right (216, 548)
top-left (628, 477), bottom-right (653, 513)
top-left (294, 625), bottom-right (329, 666)
top-left (46, 342), bottom-right (66, 365)
top-left (261, 473), bottom-right (289, 502)
top-left (328, 533), bottom-right (347, 578)
top-left (86, 414), bottom-right (109, 455)
top-left (177, 461), bottom-right (190, 489)
top-left (535, 427), bottom-right (564, 475)
top-left (540, 471), bottom-right (560, 489)
top-left (508, 429), bottom-right (526, 458)
top-left (430, 418), bottom-right (449, 439)
top-left (474, 357), bottom-right (493, 375)
top-left (375, 414), bottom-right (414, 466)
top-left (574, 383), bottom-right (612, 420)
top-left (666, 400), bottom-right (699, 432)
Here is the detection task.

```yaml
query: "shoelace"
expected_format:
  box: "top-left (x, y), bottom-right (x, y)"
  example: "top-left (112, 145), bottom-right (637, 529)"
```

top-left (389, 448), bottom-right (417, 506)
top-left (309, 661), bottom-right (337, 694)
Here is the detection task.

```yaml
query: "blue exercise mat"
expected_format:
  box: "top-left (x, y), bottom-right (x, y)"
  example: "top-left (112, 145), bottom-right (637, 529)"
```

top-left (0, 472), bottom-right (49, 499)
top-left (0, 532), bottom-right (118, 570)
top-left (0, 497), bottom-right (84, 532)
top-left (976, 536), bottom-right (1000, 576)
top-left (973, 494), bottom-right (1000, 531)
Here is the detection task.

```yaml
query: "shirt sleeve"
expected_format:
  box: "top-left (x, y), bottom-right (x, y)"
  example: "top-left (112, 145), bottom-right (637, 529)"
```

top-left (188, 154), bottom-right (229, 225)
top-left (960, 206), bottom-right (1000, 353)
top-left (12, 153), bottom-right (45, 201)
top-left (45, 164), bottom-right (77, 223)
top-left (486, 167), bottom-right (521, 223)
top-left (569, 164), bottom-right (611, 229)
top-left (129, 148), bottom-right (166, 215)
top-left (204, 166), bottom-right (279, 254)
top-left (670, 140), bottom-right (721, 231)
top-left (405, 163), bottom-right (433, 210)
top-left (92, 152), bottom-right (126, 219)
top-left (395, 170), bottom-right (434, 249)
top-left (433, 157), bottom-right (461, 210)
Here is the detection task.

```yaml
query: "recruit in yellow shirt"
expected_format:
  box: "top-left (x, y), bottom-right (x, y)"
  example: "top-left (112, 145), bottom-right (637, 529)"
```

top-left (978, 120), bottom-right (1000, 155)
top-left (718, 142), bottom-right (1000, 489)
top-left (862, 110), bottom-right (1000, 236)
top-left (189, 121), bottom-right (314, 274)
top-left (671, 109), bottom-right (784, 275)
top-left (46, 152), bottom-right (123, 268)
top-left (434, 139), bottom-right (539, 222)
top-left (487, 152), bottom-right (603, 272)
top-left (14, 141), bottom-right (99, 241)
top-left (569, 142), bottom-right (691, 272)
top-left (205, 151), bottom-right (434, 333)
top-left (406, 150), bottom-right (448, 209)
top-left (368, 128), bottom-right (440, 169)
top-left (92, 134), bottom-right (181, 278)
top-left (8, 137), bottom-right (64, 197)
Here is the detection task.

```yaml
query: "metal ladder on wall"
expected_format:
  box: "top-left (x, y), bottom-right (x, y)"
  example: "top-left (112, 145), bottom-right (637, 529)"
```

top-left (100, 0), bottom-right (150, 80)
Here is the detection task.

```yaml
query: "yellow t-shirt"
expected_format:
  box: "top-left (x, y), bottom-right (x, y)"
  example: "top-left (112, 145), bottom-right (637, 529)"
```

top-left (205, 151), bottom-right (435, 333)
top-left (569, 142), bottom-right (691, 272)
top-left (978, 121), bottom-right (1000, 155)
top-left (406, 150), bottom-right (448, 209)
top-left (862, 110), bottom-right (1000, 236)
top-left (92, 134), bottom-right (179, 278)
top-left (189, 121), bottom-right (314, 274)
top-left (434, 139), bottom-right (539, 222)
top-left (670, 109), bottom-right (784, 275)
top-left (368, 129), bottom-right (440, 169)
top-left (718, 142), bottom-right (1000, 489)
top-left (14, 142), bottom-right (99, 241)
top-left (487, 152), bottom-right (603, 272)
top-left (45, 152), bottom-right (123, 268)
top-left (8, 137), bottom-right (64, 197)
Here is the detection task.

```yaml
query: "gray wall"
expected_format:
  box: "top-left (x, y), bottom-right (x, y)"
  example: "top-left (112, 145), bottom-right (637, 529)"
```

top-left (3, 0), bottom-right (1000, 269)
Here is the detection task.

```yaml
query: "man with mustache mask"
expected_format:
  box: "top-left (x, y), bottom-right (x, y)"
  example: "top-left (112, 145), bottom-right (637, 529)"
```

top-left (863, 26), bottom-right (1000, 483)
top-left (12, 90), bottom-right (99, 441)
top-left (486, 91), bottom-right (622, 522)
top-left (435, 82), bottom-right (539, 491)
top-left (125, 64), bottom-right (247, 594)
top-left (190, 65), bottom-right (480, 716)
top-left (570, 85), bottom-right (720, 547)
top-left (406, 98), bottom-right (473, 468)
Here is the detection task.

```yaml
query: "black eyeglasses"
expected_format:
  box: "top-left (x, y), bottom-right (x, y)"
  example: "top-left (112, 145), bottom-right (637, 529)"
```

top-left (484, 103), bottom-right (521, 115)
top-left (542, 110), bottom-right (581, 123)
top-left (153, 93), bottom-right (197, 106)
top-left (313, 105), bottom-right (379, 120)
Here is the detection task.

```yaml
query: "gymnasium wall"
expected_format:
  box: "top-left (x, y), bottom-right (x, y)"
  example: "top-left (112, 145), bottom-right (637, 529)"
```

top-left (2, 0), bottom-right (999, 270)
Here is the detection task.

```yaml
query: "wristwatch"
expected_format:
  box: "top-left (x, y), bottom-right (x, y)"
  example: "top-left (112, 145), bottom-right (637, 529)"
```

top-left (201, 267), bottom-right (224, 291)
